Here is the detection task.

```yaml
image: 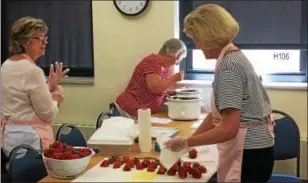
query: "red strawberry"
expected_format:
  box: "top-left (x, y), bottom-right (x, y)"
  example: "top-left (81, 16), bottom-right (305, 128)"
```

top-left (157, 166), bottom-right (167, 175)
top-left (189, 167), bottom-right (197, 175)
top-left (51, 141), bottom-right (61, 148)
top-left (132, 157), bottom-right (140, 165)
top-left (171, 163), bottom-right (179, 171)
top-left (71, 154), bottom-right (80, 159)
top-left (183, 162), bottom-right (191, 169)
top-left (192, 162), bottom-right (200, 168)
top-left (53, 152), bottom-right (63, 159)
top-left (117, 157), bottom-right (125, 165)
top-left (126, 160), bottom-right (134, 168)
top-left (136, 163), bottom-right (144, 170)
top-left (113, 161), bottom-right (122, 169)
top-left (123, 164), bottom-right (131, 171)
top-left (53, 149), bottom-right (62, 153)
top-left (66, 145), bottom-right (73, 150)
top-left (124, 156), bottom-right (131, 163)
top-left (192, 169), bottom-right (202, 179)
top-left (178, 167), bottom-right (188, 179)
top-left (43, 149), bottom-right (52, 158)
top-left (183, 162), bottom-right (191, 172)
top-left (147, 164), bottom-right (156, 172)
top-left (198, 165), bottom-right (207, 173)
top-left (149, 161), bottom-right (158, 169)
top-left (167, 168), bottom-right (177, 176)
top-left (177, 159), bottom-right (182, 167)
top-left (79, 148), bottom-right (91, 157)
top-left (189, 149), bottom-right (198, 159)
top-left (142, 159), bottom-right (150, 168)
top-left (108, 157), bottom-right (116, 164)
top-left (63, 151), bottom-right (73, 159)
top-left (59, 143), bottom-right (65, 149)
top-left (100, 160), bottom-right (109, 167)
top-left (78, 151), bottom-right (88, 158)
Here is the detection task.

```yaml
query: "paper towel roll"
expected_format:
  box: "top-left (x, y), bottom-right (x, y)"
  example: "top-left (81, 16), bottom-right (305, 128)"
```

top-left (138, 108), bottom-right (152, 153)
top-left (138, 108), bottom-right (151, 123)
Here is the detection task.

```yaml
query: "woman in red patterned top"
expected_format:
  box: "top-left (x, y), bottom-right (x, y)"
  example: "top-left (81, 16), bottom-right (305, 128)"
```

top-left (115, 38), bottom-right (187, 119)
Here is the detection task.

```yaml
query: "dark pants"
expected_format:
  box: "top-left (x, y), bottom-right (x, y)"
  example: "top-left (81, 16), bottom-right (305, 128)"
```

top-left (241, 146), bottom-right (275, 182)
top-left (1, 148), bottom-right (8, 173)
top-left (112, 105), bottom-right (122, 116)
top-left (209, 146), bottom-right (275, 183)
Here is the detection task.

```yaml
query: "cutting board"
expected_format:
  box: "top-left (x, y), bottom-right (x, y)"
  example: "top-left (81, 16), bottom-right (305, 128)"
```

top-left (181, 146), bottom-right (213, 163)
top-left (72, 161), bottom-right (217, 182)
top-left (73, 145), bottom-right (218, 182)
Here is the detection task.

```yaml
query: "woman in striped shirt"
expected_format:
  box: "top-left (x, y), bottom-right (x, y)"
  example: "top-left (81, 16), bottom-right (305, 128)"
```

top-left (114, 38), bottom-right (187, 119)
top-left (165, 4), bottom-right (275, 182)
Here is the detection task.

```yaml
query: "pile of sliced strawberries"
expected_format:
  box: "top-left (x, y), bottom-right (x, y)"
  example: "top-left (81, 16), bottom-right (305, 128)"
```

top-left (100, 155), bottom-right (207, 179)
top-left (43, 141), bottom-right (92, 160)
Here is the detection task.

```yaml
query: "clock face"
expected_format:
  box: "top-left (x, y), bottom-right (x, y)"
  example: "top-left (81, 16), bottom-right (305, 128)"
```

top-left (113, 0), bottom-right (149, 16)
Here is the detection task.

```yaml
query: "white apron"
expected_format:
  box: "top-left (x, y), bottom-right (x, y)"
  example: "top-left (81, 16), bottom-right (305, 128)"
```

top-left (211, 43), bottom-right (275, 182)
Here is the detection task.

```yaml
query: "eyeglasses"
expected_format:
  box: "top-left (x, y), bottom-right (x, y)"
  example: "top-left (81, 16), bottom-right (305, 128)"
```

top-left (32, 36), bottom-right (48, 42)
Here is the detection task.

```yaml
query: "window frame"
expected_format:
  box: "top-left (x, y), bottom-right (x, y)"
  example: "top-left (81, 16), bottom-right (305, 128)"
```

top-left (1, 0), bottom-right (95, 78)
top-left (179, 0), bottom-right (307, 83)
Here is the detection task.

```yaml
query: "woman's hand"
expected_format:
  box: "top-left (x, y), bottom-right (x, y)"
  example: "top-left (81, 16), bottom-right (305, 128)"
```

top-left (164, 136), bottom-right (189, 152)
top-left (172, 70), bottom-right (184, 82)
top-left (164, 90), bottom-right (176, 97)
top-left (51, 85), bottom-right (64, 105)
top-left (48, 62), bottom-right (70, 91)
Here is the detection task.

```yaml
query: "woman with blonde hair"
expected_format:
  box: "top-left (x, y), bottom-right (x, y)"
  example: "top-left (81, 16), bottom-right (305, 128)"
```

top-left (165, 4), bottom-right (275, 182)
top-left (1, 16), bottom-right (69, 157)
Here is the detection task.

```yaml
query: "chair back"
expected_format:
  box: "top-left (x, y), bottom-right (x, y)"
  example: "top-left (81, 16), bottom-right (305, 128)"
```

top-left (7, 144), bottom-right (47, 182)
top-left (56, 123), bottom-right (87, 147)
top-left (272, 109), bottom-right (300, 177)
top-left (96, 103), bottom-right (124, 129)
top-left (96, 111), bottom-right (112, 129)
top-left (109, 103), bottom-right (122, 116)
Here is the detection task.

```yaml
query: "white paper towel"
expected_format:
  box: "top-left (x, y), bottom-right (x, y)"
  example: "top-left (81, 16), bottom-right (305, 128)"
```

top-left (138, 108), bottom-right (152, 152)
top-left (156, 134), bottom-right (189, 170)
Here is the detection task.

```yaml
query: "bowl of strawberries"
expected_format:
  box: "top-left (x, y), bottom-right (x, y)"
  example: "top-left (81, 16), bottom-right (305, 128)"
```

top-left (43, 141), bottom-right (96, 178)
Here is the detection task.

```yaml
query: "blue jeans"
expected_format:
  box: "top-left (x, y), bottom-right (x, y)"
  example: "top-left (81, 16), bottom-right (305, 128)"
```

top-left (112, 105), bottom-right (122, 116)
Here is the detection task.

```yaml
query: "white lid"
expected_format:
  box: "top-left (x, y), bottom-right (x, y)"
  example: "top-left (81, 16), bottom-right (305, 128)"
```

top-left (87, 117), bottom-right (136, 145)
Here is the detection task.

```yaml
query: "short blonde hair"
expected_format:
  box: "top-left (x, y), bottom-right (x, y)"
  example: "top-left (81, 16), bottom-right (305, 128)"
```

top-left (10, 16), bottom-right (48, 54)
top-left (184, 4), bottom-right (239, 49)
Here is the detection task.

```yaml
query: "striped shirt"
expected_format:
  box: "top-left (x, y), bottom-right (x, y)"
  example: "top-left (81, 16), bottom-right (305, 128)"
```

top-left (213, 50), bottom-right (274, 149)
top-left (116, 54), bottom-right (169, 117)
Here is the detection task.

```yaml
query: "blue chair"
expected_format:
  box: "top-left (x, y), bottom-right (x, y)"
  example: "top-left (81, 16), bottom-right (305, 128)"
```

top-left (269, 110), bottom-right (301, 182)
top-left (56, 123), bottom-right (87, 147)
top-left (6, 144), bottom-right (47, 182)
top-left (96, 111), bottom-right (112, 129)
top-left (96, 103), bottom-right (122, 129)
top-left (109, 103), bottom-right (122, 117)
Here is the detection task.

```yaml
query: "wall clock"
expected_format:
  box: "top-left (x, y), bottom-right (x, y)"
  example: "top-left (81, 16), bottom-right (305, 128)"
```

top-left (113, 0), bottom-right (149, 16)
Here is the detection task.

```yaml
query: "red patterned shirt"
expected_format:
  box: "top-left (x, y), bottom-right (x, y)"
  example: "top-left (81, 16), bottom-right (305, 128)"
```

top-left (116, 54), bottom-right (169, 117)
